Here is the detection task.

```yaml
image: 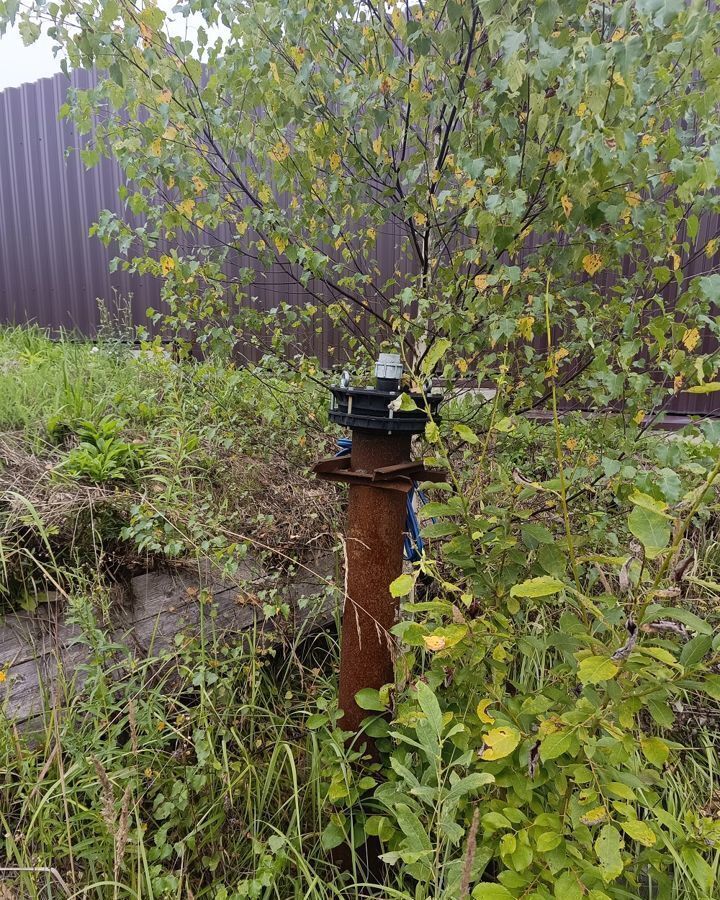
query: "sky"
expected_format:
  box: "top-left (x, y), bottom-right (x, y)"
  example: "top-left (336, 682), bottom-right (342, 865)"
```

top-left (0, 4), bottom-right (213, 93)
top-left (0, 26), bottom-right (62, 91)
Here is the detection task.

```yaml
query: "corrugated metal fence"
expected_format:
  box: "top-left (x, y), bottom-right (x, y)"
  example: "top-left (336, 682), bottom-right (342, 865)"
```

top-left (0, 70), bottom-right (718, 416)
top-left (0, 69), bottom-right (158, 331)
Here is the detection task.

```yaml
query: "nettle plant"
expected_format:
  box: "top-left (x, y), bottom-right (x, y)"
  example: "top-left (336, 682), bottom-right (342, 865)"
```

top-left (3, 0), bottom-right (720, 412)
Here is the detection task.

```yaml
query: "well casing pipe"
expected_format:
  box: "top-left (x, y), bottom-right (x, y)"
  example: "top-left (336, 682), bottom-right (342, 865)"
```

top-left (339, 430), bottom-right (412, 738)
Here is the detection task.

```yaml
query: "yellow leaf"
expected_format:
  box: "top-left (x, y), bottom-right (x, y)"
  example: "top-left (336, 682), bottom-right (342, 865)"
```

top-left (149, 138), bottom-right (162, 157)
top-left (140, 21), bottom-right (153, 46)
top-left (582, 253), bottom-right (603, 276)
top-left (366, 227), bottom-right (376, 241)
top-left (423, 635), bottom-right (446, 652)
top-left (580, 806), bottom-right (608, 826)
top-left (611, 28), bottom-right (626, 41)
top-left (192, 175), bottom-right (207, 195)
top-left (682, 327), bottom-right (700, 352)
top-left (565, 437), bottom-right (578, 451)
top-left (561, 194), bottom-right (573, 217)
top-left (633, 409), bottom-right (645, 425)
top-left (177, 198), bottom-right (195, 217)
top-left (289, 46), bottom-right (305, 66)
top-left (673, 374), bottom-right (684, 393)
top-left (476, 699), bottom-right (496, 724)
top-left (641, 134), bottom-right (656, 147)
top-left (236, 221), bottom-right (248, 237)
top-left (626, 191), bottom-right (641, 207)
top-left (576, 102), bottom-right (587, 116)
top-left (456, 358), bottom-right (469, 374)
top-left (159, 255), bottom-right (175, 275)
top-left (612, 72), bottom-right (626, 87)
top-left (268, 139), bottom-right (290, 162)
top-left (269, 61), bottom-right (280, 83)
top-left (481, 726), bottom-right (521, 760)
top-left (258, 185), bottom-right (271, 204)
top-left (157, 88), bottom-right (172, 104)
top-left (548, 149), bottom-right (565, 165)
top-left (163, 126), bottom-right (177, 140)
top-left (414, 211), bottom-right (427, 227)
top-left (372, 135), bottom-right (382, 155)
top-left (274, 235), bottom-right (288, 255)
top-left (329, 152), bottom-right (341, 172)
top-left (669, 250), bottom-right (681, 271)
top-left (706, 238), bottom-right (717, 258)
top-left (516, 315), bottom-right (535, 341)
top-left (474, 273), bottom-right (488, 292)
top-left (621, 820), bottom-right (656, 847)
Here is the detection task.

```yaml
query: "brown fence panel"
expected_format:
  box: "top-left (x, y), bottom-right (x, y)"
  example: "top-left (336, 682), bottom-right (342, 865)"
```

top-left (0, 69), bottom-right (159, 333)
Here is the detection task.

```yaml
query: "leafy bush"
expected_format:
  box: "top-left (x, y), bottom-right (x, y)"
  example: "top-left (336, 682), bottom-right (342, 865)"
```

top-left (58, 416), bottom-right (143, 483)
top-left (312, 400), bottom-right (720, 898)
top-left (5, 0), bottom-right (720, 418)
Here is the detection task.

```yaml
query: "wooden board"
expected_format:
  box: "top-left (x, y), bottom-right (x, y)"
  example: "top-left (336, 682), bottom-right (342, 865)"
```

top-left (0, 553), bottom-right (338, 725)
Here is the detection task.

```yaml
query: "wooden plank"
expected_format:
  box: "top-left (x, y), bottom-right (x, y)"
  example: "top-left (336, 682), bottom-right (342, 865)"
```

top-left (0, 552), bottom-right (337, 725)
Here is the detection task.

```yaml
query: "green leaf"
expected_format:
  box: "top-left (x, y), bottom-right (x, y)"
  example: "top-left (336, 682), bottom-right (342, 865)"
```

top-left (415, 680), bottom-right (443, 738)
top-left (621, 819), bottom-right (656, 847)
top-left (640, 737), bottom-right (669, 768)
top-left (577, 655), bottom-right (619, 685)
top-left (390, 392), bottom-right (418, 412)
top-left (446, 772), bottom-right (495, 803)
top-left (481, 812), bottom-right (513, 833)
top-left (680, 634), bottom-right (713, 667)
top-left (421, 521), bottom-right (459, 538)
top-left (421, 338), bottom-right (451, 375)
top-left (354, 688), bottom-right (386, 711)
top-left (702, 675), bottom-right (720, 700)
top-left (628, 490), bottom-right (668, 515)
top-left (472, 885), bottom-right (514, 899)
top-left (540, 730), bottom-right (573, 762)
top-left (394, 802), bottom-right (432, 853)
top-left (364, 716), bottom-right (389, 738)
top-left (594, 824), bottom-right (624, 882)
top-left (390, 573), bottom-right (415, 597)
top-left (305, 714), bottom-right (329, 729)
top-left (628, 506), bottom-right (671, 559)
top-left (553, 871), bottom-right (584, 900)
top-left (536, 831), bottom-right (562, 852)
top-left (521, 523), bottom-right (554, 546)
top-left (453, 423), bottom-right (479, 444)
top-left (642, 605), bottom-right (712, 635)
top-left (685, 382), bottom-right (720, 393)
top-left (321, 820), bottom-right (346, 850)
top-left (510, 576), bottom-right (564, 598)
top-left (681, 847), bottom-right (715, 894)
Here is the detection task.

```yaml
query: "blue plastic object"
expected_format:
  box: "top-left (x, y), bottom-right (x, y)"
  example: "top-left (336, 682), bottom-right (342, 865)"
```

top-left (334, 439), bottom-right (430, 562)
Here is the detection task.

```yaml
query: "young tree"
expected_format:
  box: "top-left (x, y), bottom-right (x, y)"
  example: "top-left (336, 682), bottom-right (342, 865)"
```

top-left (4, 0), bottom-right (720, 415)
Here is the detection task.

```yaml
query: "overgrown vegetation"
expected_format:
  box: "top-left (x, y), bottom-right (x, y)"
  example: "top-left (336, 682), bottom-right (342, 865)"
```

top-left (1, 0), bottom-right (720, 896)
top-left (0, 332), bottom-right (718, 898)
top-left (0, 327), bottom-right (337, 609)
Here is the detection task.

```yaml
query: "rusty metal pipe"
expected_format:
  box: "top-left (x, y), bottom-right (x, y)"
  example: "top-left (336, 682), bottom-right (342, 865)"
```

top-left (339, 430), bottom-right (412, 741)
